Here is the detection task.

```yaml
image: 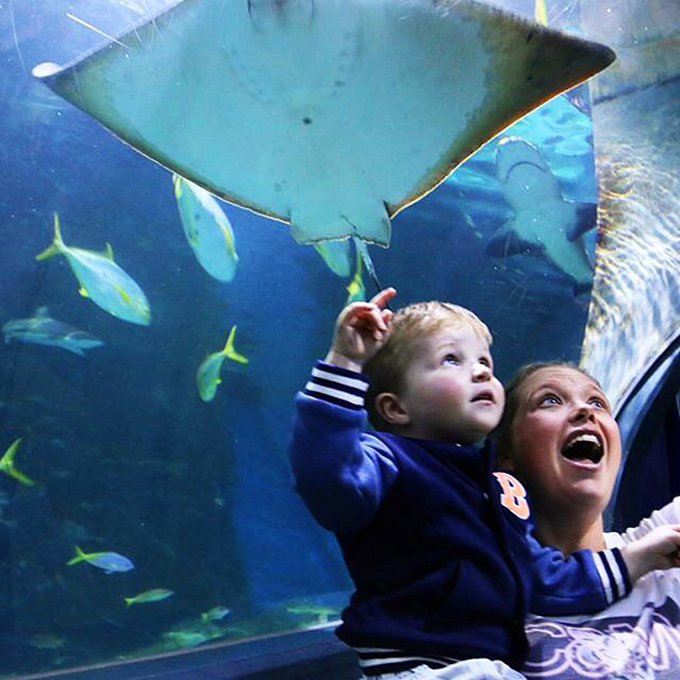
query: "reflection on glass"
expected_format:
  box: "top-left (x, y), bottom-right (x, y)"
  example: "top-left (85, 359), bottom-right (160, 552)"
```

top-left (580, 0), bottom-right (680, 410)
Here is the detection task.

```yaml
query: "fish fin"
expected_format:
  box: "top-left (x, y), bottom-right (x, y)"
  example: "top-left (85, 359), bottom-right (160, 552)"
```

top-left (8, 466), bottom-right (35, 486)
top-left (486, 223), bottom-right (544, 257)
top-left (223, 325), bottom-right (249, 365)
top-left (124, 597), bottom-right (134, 606)
top-left (567, 202), bottom-right (598, 241)
top-left (103, 244), bottom-right (115, 261)
top-left (222, 326), bottom-right (236, 353)
top-left (172, 173), bottom-right (183, 199)
top-left (0, 438), bottom-right (22, 471)
top-left (219, 221), bottom-right (238, 260)
top-left (35, 213), bottom-right (65, 261)
top-left (78, 287), bottom-right (90, 298)
top-left (67, 546), bottom-right (86, 566)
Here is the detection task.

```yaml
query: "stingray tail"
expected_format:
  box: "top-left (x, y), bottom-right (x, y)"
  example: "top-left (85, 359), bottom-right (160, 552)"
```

top-left (353, 238), bottom-right (386, 297)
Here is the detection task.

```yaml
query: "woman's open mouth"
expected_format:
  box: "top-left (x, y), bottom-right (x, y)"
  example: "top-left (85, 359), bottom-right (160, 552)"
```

top-left (561, 431), bottom-right (603, 466)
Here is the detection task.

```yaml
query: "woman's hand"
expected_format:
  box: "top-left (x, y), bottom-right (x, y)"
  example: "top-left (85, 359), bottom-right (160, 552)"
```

top-left (325, 288), bottom-right (396, 372)
top-left (621, 524), bottom-right (680, 582)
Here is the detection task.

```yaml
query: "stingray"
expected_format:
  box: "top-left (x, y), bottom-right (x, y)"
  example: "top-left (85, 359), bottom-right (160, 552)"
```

top-left (32, 0), bottom-right (615, 285)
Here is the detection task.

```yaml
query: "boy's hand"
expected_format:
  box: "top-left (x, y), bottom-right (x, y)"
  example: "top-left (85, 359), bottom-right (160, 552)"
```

top-left (621, 524), bottom-right (680, 582)
top-left (325, 288), bottom-right (396, 372)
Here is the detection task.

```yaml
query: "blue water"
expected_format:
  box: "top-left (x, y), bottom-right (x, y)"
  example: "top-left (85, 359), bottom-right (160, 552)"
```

top-left (0, 0), bottom-right (602, 675)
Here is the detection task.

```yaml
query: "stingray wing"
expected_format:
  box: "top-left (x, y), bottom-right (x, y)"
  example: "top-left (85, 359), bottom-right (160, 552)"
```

top-left (34, 0), bottom-right (614, 247)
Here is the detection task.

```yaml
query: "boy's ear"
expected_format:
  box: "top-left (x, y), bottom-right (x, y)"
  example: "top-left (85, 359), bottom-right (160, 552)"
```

top-left (375, 392), bottom-right (410, 426)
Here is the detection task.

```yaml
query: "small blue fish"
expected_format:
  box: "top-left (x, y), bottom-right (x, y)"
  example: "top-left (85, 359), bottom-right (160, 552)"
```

top-left (67, 546), bottom-right (134, 574)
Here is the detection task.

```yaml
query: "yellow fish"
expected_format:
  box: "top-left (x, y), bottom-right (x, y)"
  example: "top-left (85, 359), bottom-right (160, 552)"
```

top-left (0, 438), bottom-right (35, 486)
top-left (286, 603), bottom-right (339, 624)
top-left (201, 605), bottom-right (231, 623)
top-left (345, 250), bottom-right (366, 305)
top-left (196, 325), bottom-right (248, 402)
top-left (28, 633), bottom-right (66, 650)
top-left (173, 174), bottom-right (238, 282)
top-left (124, 588), bottom-right (173, 606)
top-left (67, 546), bottom-right (134, 573)
top-left (36, 214), bottom-right (151, 326)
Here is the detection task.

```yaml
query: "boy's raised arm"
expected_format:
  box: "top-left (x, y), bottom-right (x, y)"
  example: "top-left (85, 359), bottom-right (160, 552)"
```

top-left (288, 288), bottom-right (399, 534)
top-left (325, 287), bottom-right (396, 372)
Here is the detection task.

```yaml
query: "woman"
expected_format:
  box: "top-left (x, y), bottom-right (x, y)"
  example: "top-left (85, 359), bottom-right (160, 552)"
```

top-left (496, 362), bottom-right (680, 680)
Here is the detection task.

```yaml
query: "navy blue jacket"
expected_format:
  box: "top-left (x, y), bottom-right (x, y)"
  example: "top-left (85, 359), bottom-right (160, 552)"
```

top-left (289, 362), bottom-right (631, 675)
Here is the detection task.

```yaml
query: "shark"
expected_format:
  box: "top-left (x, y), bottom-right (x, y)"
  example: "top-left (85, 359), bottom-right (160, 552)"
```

top-left (486, 136), bottom-right (597, 294)
top-left (32, 0), bottom-right (615, 281)
top-left (2, 307), bottom-right (104, 356)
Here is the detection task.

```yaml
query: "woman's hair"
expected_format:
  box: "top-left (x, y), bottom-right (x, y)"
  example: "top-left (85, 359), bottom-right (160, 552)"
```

top-left (493, 360), bottom-right (600, 460)
top-left (364, 301), bottom-right (491, 430)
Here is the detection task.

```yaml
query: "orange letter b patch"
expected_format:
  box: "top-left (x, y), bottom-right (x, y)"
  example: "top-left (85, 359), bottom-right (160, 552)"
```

top-left (493, 472), bottom-right (530, 520)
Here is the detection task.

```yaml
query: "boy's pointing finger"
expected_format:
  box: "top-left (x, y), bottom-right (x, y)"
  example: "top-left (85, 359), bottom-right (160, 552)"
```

top-left (369, 287), bottom-right (397, 309)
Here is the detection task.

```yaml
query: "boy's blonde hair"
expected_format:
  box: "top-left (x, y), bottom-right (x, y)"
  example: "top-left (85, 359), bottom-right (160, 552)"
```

top-left (364, 301), bottom-right (492, 430)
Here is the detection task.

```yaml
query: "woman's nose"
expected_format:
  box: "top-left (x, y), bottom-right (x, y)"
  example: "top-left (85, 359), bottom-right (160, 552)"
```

top-left (570, 402), bottom-right (594, 422)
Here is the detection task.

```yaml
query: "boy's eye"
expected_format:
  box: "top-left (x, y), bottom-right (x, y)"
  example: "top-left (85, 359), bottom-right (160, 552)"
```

top-left (442, 354), bottom-right (460, 365)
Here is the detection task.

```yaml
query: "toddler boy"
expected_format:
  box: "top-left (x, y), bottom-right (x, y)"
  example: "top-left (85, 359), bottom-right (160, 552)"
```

top-left (289, 288), bottom-right (680, 679)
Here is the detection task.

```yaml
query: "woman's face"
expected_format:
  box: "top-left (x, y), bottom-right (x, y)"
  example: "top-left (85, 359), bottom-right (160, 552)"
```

top-left (506, 367), bottom-right (621, 515)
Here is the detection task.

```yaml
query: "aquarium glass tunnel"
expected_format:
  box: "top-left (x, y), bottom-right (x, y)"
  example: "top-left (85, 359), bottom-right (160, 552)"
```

top-left (0, 0), bottom-right (679, 677)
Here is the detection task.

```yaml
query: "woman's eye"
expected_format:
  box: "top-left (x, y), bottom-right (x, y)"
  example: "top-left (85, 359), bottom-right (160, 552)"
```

top-left (538, 394), bottom-right (560, 406)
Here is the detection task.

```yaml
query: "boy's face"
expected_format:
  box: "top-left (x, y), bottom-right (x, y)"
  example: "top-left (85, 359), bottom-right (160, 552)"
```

top-left (397, 321), bottom-right (504, 444)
